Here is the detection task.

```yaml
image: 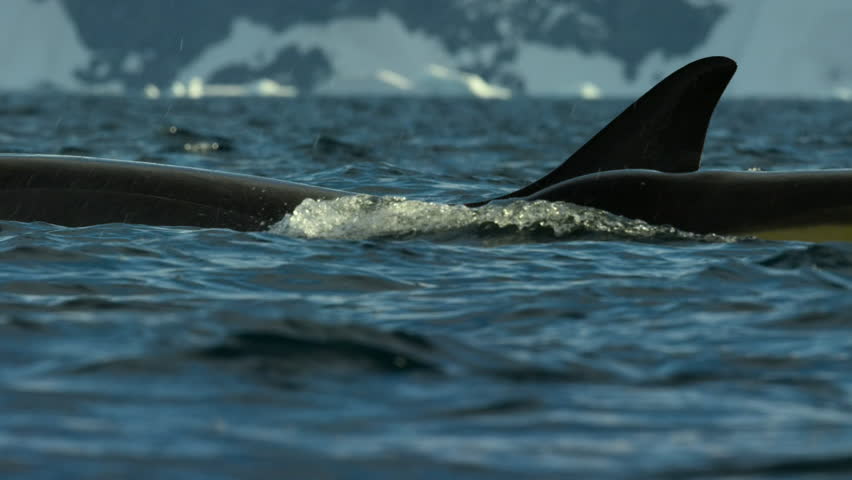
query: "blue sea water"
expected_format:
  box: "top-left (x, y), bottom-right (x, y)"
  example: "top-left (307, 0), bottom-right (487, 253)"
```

top-left (1, 94), bottom-right (852, 479)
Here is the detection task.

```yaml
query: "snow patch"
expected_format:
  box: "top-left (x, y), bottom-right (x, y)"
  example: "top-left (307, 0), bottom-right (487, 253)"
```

top-left (178, 13), bottom-right (457, 95)
top-left (0, 0), bottom-right (91, 91)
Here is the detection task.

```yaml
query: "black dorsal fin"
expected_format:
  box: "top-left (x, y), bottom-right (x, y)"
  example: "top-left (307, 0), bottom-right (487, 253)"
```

top-left (482, 56), bottom-right (736, 203)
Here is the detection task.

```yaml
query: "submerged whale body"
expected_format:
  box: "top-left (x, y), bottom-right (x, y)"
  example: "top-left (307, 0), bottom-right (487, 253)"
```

top-left (1, 56), bottom-right (851, 242)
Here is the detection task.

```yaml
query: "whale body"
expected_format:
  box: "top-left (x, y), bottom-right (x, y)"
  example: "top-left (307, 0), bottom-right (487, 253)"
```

top-left (2, 56), bottom-right (851, 242)
top-left (526, 169), bottom-right (852, 242)
top-left (0, 153), bottom-right (345, 230)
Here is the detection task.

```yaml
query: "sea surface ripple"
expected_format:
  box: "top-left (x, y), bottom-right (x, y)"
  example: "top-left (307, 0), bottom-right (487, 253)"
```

top-left (1, 95), bottom-right (851, 479)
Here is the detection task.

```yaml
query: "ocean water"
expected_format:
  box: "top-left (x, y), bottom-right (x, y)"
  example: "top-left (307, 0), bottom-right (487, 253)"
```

top-left (1, 94), bottom-right (852, 479)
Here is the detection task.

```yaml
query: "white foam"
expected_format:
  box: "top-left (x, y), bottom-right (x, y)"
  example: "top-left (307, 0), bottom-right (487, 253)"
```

top-left (271, 195), bottom-right (702, 241)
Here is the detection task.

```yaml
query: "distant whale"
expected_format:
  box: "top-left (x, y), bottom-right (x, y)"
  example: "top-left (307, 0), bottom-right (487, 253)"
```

top-left (1, 56), bottom-right (850, 242)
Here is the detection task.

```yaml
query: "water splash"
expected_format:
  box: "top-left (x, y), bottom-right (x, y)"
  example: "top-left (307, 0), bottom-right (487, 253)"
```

top-left (271, 195), bottom-right (718, 242)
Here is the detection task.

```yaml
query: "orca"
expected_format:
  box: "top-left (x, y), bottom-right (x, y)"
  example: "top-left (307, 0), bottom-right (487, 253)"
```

top-left (0, 153), bottom-right (346, 231)
top-left (0, 56), bottom-right (848, 242)
top-left (525, 169), bottom-right (852, 242)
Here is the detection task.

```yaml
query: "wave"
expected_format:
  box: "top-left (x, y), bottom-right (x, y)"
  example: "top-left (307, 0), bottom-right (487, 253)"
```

top-left (272, 195), bottom-right (729, 243)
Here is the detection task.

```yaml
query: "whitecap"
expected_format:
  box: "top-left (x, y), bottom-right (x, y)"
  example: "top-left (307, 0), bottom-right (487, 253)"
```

top-left (271, 195), bottom-right (725, 242)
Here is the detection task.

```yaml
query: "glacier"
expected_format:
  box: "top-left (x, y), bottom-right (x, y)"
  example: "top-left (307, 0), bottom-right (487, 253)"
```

top-left (0, 0), bottom-right (850, 98)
